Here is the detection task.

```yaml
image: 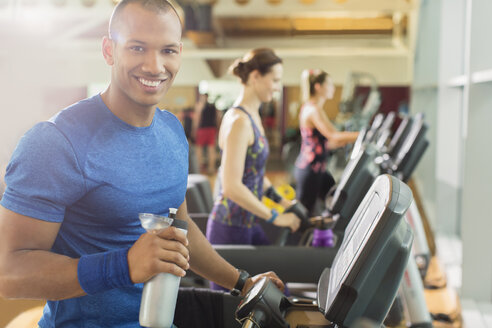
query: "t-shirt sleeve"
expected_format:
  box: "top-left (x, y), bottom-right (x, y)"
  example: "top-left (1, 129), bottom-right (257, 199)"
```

top-left (1, 122), bottom-right (86, 222)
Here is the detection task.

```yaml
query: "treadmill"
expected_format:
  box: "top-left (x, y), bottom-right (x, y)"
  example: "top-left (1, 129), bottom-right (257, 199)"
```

top-left (212, 114), bottom-right (428, 284)
top-left (214, 147), bottom-right (380, 284)
top-left (234, 174), bottom-right (414, 328)
top-left (385, 115), bottom-right (429, 182)
top-left (327, 112), bottom-right (421, 234)
top-left (386, 114), bottom-right (414, 158)
top-left (327, 144), bottom-right (380, 233)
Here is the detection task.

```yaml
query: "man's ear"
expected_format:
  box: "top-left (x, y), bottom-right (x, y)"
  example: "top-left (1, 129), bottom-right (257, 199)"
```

top-left (102, 36), bottom-right (114, 66)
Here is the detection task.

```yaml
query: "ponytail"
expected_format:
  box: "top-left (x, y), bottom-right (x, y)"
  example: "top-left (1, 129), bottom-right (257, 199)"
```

top-left (300, 69), bottom-right (329, 102)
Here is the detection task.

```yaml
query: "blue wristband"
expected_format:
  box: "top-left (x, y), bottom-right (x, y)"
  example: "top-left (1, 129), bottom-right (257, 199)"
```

top-left (267, 209), bottom-right (279, 223)
top-left (77, 247), bottom-right (133, 295)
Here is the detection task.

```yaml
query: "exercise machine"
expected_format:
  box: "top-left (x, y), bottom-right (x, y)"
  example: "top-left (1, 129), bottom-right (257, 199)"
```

top-left (235, 174), bottom-right (414, 328)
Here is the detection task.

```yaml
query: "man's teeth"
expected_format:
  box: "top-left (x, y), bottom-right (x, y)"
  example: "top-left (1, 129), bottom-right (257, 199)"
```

top-left (139, 78), bottom-right (161, 87)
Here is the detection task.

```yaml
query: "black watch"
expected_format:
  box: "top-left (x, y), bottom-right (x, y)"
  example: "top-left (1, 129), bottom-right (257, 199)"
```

top-left (230, 269), bottom-right (251, 296)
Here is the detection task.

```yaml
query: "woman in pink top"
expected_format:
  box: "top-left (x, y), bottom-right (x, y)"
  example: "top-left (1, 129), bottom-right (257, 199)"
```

top-left (294, 69), bottom-right (359, 216)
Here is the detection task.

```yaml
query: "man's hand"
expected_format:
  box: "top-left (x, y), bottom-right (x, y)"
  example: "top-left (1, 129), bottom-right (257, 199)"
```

top-left (241, 271), bottom-right (284, 297)
top-left (127, 227), bottom-right (190, 284)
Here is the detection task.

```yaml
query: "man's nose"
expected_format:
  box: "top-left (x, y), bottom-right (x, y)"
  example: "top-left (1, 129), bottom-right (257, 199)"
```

top-left (141, 51), bottom-right (165, 75)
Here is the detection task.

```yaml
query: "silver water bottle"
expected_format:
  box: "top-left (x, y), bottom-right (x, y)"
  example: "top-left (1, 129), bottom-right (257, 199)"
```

top-left (139, 208), bottom-right (189, 328)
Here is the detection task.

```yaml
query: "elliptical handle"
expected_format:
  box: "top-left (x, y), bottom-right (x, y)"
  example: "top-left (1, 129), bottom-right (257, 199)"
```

top-left (274, 202), bottom-right (310, 246)
top-left (284, 201), bottom-right (310, 231)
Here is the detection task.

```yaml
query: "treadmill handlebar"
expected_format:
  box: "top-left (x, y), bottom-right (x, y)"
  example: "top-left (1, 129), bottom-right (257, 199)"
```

top-left (274, 202), bottom-right (310, 247)
top-left (274, 202), bottom-right (337, 247)
top-left (285, 202), bottom-right (310, 229)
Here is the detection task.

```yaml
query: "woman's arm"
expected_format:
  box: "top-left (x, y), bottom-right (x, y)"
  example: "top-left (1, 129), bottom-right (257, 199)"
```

top-left (220, 111), bottom-right (272, 220)
top-left (263, 177), bottom-right (293, 209)
top-left (309, 105), bottom-right (358, 148)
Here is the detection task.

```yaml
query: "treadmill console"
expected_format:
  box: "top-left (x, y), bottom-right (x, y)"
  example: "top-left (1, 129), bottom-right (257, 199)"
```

top-left (387, 115), bottom-right (413, 158)
top-left (318, 174), bottom-right (413, 327)
top-left (235, 277), bottom-right (290, 328)
top-left (329, 145), bottom-right (380, 231)
top-left (391, 116), bottom-right (429, 182)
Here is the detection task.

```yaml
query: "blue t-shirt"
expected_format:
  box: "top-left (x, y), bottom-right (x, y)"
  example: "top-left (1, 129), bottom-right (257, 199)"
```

top-left (1, 94), bottom-right (188, 327)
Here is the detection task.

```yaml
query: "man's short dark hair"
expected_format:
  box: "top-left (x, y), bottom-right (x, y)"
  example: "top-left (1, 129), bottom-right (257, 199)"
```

top-left (109, 0), bottom-right (181, 41)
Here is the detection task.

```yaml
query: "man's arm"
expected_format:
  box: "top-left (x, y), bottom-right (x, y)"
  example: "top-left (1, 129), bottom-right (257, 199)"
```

top-left (177, 200), bottom-right (285, 294)
top-left (0, 205), bottom-right (84, 300)
top-left (0, 205), bottom-right (190, 301)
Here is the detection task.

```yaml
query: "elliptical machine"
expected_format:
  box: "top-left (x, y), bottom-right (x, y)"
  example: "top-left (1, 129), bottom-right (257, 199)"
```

top-left (235, 174), bottom-right (414, 328)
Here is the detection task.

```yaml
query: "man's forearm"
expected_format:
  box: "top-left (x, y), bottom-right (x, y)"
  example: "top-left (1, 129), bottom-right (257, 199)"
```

top-left (0, 250), bottom-right (84, 300)
top-left (186, 218), bottom-right (239, 290)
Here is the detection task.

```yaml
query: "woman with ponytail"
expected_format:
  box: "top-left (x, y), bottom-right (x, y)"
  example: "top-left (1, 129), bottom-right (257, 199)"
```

top-left (206, 49), bottom-right (301, 269)
top-left (294, 69), bottom-right (359, 216)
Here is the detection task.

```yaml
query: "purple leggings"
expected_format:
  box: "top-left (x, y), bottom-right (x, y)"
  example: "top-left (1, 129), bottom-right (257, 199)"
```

top-left (206, 219), bottom-right (270, 291)
top-left (206, 218), bottom-right (271, 246)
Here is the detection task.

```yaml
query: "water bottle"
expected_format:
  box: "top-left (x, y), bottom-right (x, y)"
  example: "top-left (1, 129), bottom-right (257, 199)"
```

top-left (311, 215), bottom-right (335, 248)
top-left (312, 228), bottom-right (335, 248)
top-left (139, 208), bottom-right (189, 328)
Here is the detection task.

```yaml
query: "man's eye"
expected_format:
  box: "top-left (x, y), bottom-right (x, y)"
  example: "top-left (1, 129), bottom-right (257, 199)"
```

top-left (163, 48), bottom-right (178, 54)
top-left (130, 46), bottom-right (144, 52)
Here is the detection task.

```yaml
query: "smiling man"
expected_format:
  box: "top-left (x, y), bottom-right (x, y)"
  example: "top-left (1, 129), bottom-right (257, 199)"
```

top-left (102, 0), bottom-right (182, 127)
top-left (0, 1), bottom-right (283, 327)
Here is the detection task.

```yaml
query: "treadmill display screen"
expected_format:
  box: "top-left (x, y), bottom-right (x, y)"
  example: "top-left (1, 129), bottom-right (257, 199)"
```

top-left (330, 192), bottom-right (382, 292)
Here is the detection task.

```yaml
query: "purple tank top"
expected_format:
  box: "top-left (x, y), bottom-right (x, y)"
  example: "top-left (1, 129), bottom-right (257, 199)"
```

top-left (209, 106), bottom-right (269, 227)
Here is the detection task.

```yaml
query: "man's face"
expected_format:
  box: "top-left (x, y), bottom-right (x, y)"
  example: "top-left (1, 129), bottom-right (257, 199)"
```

top-left (105, 3), bottom-right (182, 109)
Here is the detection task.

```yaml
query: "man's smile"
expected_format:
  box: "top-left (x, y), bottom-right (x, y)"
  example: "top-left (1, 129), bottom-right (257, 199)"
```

top-left (136, 77), bottom-right (167, 89)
